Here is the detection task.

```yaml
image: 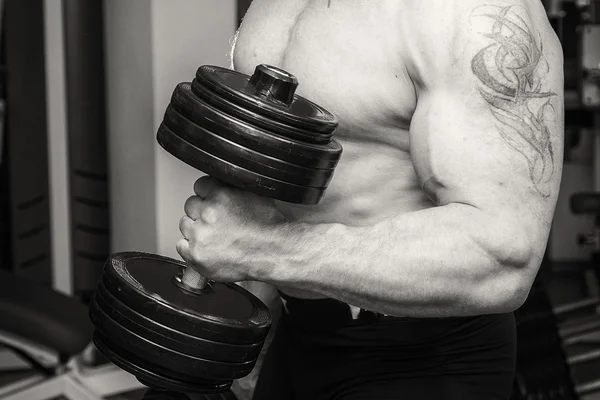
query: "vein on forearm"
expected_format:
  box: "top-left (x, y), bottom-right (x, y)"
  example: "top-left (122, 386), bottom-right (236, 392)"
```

top-left (267, 203), bottom-right (529, 318)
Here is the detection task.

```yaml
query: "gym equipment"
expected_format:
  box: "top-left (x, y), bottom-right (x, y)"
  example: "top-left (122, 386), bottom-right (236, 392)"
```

top-left (158, 64), bottom-right (342, 204)
top-left (0, 268), bottom-right (146, 400)
top-left (572, 193), bottom-right (600, 267)
top-left (89, 64), bottom-right (342, 397)
top-left (512, 279), bottom-right (600, 400)
top-left (90, 252), bottom-right (270, 395)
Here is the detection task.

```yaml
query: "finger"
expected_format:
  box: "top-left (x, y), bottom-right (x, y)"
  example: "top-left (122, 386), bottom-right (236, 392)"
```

top-left (179, 215), bottom-right (195, 239)
top-left (184, 195), bottom-right (205, 220)
top-left (176, 238), bottom-right (192, 264)
top-left (194, 175), bottom-right (220, 199)
top-left (185, 196), bottom-right (219, 224)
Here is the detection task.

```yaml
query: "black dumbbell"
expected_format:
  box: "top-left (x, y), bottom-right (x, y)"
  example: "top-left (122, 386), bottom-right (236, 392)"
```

top-left (88, 64), bottom-right (343, 396)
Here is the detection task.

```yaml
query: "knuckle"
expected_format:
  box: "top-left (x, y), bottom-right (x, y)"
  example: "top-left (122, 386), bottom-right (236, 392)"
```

top-left (215, 188), bottom-right (233, 205)
top-left (189, 249), bottom-right (206, 267)
top-left (200, 206), bottom-right (218, 224)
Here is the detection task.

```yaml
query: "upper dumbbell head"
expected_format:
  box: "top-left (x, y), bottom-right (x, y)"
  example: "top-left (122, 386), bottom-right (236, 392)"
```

top-left (157, 64), bottom-right (343, 205)
top-left (248, 64), bottom-right (299, 105)
top-left (90, 64), bottom-right (342, 394)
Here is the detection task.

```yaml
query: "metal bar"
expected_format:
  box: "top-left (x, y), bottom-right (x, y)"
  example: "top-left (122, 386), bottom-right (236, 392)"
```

top-left (553, 298), bottom-right (600, 316)
top-left (0, 375), bottom-right (46, 398)
top-left (594, 114), bottom-right (600, 191)
top-left (577, 378), bottom-right (600, 396)
top-left (74, 363), bottom-right (145, 397)
top-left (44, 0), bottom-right (73, 296)
top-left (0, 330), bottom-right (59, 366)
top-left (559, 318), bottom-right (600, 338)
top-left (564, 332), bottom-right (600, 345)
top-left (63, 375), bottom-right (103, 400)
top-left (0, 375), bottom-right (62, 400)
top-left (567, 348), bottom-right (600, 364)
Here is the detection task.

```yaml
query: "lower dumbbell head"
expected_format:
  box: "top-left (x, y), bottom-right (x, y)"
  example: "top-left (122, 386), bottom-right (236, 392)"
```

top-left (89, 64), bottom-right (342, 394)
top-left (90, 252), bottom-right (270, 393)
top-left (142, 388), bottom-right (238, 399)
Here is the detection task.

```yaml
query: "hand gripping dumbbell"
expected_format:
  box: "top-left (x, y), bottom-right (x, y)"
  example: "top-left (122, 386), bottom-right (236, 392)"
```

top-left (88, 64), bottom-right (343, 398)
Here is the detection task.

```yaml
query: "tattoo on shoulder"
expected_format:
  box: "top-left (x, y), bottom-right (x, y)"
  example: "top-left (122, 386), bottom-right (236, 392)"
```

top-left (471, 5), bottom-right (557, 197)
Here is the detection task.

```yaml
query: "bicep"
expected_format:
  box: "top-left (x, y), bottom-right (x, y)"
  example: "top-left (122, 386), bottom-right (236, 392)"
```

top-left (409, 2), bottom-right (564, 258)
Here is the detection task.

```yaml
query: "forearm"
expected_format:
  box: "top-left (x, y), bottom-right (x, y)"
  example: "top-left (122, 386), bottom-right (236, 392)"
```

top-left (255, 203), bottom-right (533, 318)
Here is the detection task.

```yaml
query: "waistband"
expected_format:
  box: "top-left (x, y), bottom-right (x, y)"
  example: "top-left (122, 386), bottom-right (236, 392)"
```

top-left (277, 291), bottom-right (516, 349)
top-left (278, 290), bottom-right (399, 328)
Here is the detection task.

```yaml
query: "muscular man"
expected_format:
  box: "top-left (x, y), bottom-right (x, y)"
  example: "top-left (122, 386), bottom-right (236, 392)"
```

top-left (178, 1), bottom-right (564, 398)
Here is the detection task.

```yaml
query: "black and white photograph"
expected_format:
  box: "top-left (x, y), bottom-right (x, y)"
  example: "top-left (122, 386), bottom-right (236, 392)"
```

top-left (0, 1), bottom-right (599, 399)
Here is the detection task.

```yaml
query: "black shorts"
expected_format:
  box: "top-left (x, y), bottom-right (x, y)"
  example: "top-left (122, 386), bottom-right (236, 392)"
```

top-left (253, 292), bottom-right (516, 400)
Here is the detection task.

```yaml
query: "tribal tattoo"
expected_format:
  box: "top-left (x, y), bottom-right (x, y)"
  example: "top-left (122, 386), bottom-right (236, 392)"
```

top-left (471, 5), bottom-right (557, 196)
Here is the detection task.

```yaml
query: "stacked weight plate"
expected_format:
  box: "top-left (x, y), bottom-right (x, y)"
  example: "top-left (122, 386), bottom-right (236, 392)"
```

top-left (89, 252), bottom-right (271, 394)
top-left (156, 64), bottom-right (343, 205)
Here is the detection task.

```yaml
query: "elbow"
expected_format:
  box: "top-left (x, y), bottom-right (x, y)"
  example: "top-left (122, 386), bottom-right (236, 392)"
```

top-left (472, 234), bottom-right (536, 314)
top-left (488, 278), bottom-right (531, 313)
top-left (470, 271), bottom-right (533, 314)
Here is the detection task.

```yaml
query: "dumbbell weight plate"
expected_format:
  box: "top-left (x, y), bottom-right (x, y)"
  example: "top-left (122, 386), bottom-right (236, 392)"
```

top-left (163, 106), bottom-right (334, 188)
top-left (157, 123), bottom-right (327, 204)
top-left (170, 83), bottom-right (342, 169)
top-left (93, 332), bottom-right (232, 394)
top-left (142, 389), bottom-right (238, 400)
top-left (90, 301), bottom-right (257, 380)
top-left (99, 252), bottom-right (271, 345)
top-left (191, 79), bottom-right (331, 146)
top-left (195, 65), bottom-right (338, 136)
top-left (91, 286), bottom-right (264, 363)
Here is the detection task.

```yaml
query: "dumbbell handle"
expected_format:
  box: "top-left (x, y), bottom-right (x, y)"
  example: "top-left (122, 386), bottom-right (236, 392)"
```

top-left (174, 267), bottom-right (210, 293)
top-left (172, 64), bottom-right (301, 294)
top-left (182, 267), bottom-right (209, 288)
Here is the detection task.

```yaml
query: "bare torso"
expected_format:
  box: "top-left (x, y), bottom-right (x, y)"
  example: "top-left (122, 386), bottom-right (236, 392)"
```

top-left (232, 0), bottom-right (431, 299)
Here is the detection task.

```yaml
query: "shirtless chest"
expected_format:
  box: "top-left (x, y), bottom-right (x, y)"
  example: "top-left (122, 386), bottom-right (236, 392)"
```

top-left (232, 0), bottom-right (432, 223)
top-left (233, 0), bottom-right (416, 132)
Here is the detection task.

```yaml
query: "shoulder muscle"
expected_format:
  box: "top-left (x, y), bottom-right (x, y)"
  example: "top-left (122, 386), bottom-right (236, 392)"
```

top-left (404, 0), bottom-right (564, 264)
